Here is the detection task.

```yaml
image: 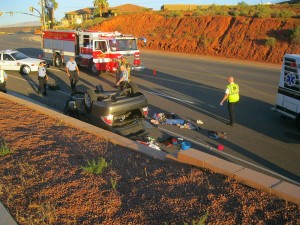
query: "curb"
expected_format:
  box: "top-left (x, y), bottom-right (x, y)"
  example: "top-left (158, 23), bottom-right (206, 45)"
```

top-left (0, 92), bottom-right (299, 216)
top-left (0, 202), bottom-right (18, 225)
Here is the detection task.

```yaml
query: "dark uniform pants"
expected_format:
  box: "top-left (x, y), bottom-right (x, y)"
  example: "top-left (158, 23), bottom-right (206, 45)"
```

top-left (0, 82), bottom-right (7, 93)
top-left (69, 71), bottom-right (79, 91)
top-left (228, 101), bottom-right (238, 124)
top-left (38, 77), bottom-right (47, 94)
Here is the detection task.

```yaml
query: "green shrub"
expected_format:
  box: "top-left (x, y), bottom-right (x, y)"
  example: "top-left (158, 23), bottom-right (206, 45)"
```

top-left (81, 157), bottom-right (111, 174)
top-left (265, 37), bottom-right (276, 48)
top-left (0, 141), bottom-right (14, 157)
top-left (254, 5), bottom-right (272, 18)
top-left (165, 11), bottom-right (183, 18)
top-left (291, 26), bottom-right (300, 44)
top-left (110, 177), bottom-right (117, 191)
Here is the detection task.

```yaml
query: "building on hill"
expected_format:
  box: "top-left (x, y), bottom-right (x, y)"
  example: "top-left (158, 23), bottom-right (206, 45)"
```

top-left (62, 8), bottom-right (94, 26)
top-left (61, 4), bottom-right (151, 26)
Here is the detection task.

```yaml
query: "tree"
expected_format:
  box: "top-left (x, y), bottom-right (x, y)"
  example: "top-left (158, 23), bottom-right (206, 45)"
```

top-left (93, 0), bottom-right (109, 17)
top-left (45, 0), bottom-right (58, 29)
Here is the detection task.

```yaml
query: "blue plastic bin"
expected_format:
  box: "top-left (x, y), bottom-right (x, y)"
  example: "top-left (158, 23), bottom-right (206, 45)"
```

top-left (181, 142), bottom-right (191, 150)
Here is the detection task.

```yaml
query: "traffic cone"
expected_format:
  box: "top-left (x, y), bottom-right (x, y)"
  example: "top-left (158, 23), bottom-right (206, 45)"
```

top-left (153, 68), bottom-right (156, 76)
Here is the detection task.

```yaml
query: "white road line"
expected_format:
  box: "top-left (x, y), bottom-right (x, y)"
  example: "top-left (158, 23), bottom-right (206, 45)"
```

top-left (159, 127), bottom-right (300, 186)
top-left (142, 89), bottom-right (194, 104)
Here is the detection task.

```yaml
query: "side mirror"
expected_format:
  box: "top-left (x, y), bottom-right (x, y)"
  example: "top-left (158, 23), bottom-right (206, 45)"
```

top-left (138, 37), bottom-right (147, 47)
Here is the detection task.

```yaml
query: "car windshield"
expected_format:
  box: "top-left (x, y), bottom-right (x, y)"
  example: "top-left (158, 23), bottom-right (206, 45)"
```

top-left (109, 38), bottom-right (137, 52)
top-left (11, 52), bottom-right (28, 60)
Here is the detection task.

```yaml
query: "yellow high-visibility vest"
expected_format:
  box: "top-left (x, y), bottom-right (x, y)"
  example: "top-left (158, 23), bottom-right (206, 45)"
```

top-left (227, 83), bottom-right (239, 103)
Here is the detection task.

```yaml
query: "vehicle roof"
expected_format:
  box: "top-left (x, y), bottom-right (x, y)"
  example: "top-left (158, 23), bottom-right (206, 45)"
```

top-left (0, 49), bottom-right (19, 54)
top-left (284, 54), bottom-right (300, 59)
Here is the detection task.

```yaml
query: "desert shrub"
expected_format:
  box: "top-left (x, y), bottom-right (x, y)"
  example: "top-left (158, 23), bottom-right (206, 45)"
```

top-left (291, 26), bottom-right (300, 44)
top-left (81, 157), bottom-right (111, 174)
top-left (276, 9), bottom-right (296, 18)
top-left (192, 10), bottom-right (206, 16)
top-left (237, 1), bottom-right (248, 7)
top-left (254, 5), bottom-right (273, 18)
top-left (228, 10), bottom-right (239, 17)
top-left (265, 37), bottom-right (276, 48)
top-left (165, 11), bottom-right (183, 18)
top-left (81, 17), bottom-right (106, 29)
top-left (0, 140), bottom-right (14, 157)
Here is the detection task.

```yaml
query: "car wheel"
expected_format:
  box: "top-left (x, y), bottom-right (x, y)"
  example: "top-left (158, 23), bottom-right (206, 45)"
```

top-left (84, 89), bottom-right (97, 113)
top-left (54, 55), bottom-right (62, 67)
top-left (21, 65), bottom-right (31, 75)
top-left (89, 60), bottom-right (99, 75)
top-left (128, 82), bottom-right (140, 95)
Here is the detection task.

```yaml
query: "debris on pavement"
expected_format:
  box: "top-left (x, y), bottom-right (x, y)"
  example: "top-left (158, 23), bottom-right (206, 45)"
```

top-left (208, 131), bottom-right (227, 139)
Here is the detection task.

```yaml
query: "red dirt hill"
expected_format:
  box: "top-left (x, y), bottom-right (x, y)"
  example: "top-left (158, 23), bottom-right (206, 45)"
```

top-left (91, 12), bottom-right (300, 64)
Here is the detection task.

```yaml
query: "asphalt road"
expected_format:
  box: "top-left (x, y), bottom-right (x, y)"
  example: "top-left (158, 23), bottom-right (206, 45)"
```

top-left (1, 32), bottom-right (299, 185)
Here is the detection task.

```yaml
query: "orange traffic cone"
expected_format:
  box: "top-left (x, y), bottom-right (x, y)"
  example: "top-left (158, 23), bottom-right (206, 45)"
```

top-left (153, 68), bottom-right (156, 76)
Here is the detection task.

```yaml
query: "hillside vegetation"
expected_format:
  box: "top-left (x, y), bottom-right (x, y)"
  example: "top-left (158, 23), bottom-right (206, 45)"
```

top-left (88, 4), bottom-right (300, 64)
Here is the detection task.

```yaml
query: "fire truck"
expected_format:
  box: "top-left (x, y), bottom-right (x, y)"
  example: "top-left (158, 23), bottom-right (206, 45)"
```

top-left (273, 54), bottom-right (300, 127)
top-left (42, 30), bottom-right (146, 75)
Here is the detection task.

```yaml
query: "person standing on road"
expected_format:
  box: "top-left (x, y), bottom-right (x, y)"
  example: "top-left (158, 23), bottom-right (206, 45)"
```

top-left (220, 76), bottom-right (240, 126)
top-left (66, 57), bottom-right (80, 92)
top-left (116, 56), bottom-right (130, 83)
top-left (116, 65), bottom-right (129, 91)
top-left (0, 65), bottom-right (8, 93)
top-left (37, 62), bottom-right (48, 96)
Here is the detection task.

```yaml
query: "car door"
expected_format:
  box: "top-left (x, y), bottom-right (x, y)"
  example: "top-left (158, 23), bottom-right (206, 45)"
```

top-left (2, 53), bottom-right (19, 71)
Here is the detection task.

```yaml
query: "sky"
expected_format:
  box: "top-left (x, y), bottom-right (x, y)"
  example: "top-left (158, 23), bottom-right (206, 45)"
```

top-left (0, 0), bottom-right (273, 27)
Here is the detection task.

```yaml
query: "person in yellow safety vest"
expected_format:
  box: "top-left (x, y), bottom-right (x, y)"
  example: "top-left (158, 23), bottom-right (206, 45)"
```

top-left (116, 56), bottom-right (131, 83)
top-left (220, 76), bottom-right (240, 126)
top-left (0, 65), bottom-right (8, 93)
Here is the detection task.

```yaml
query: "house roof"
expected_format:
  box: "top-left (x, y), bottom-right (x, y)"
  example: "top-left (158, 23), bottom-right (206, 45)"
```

top-left (65, 4), bottom-right (151, 16)
top-left (66, 7), bottom-right (94, 15)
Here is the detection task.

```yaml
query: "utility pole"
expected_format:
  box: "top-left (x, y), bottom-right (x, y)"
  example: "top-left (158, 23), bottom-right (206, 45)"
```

top-left (41, 0), bottom-right (46, 30)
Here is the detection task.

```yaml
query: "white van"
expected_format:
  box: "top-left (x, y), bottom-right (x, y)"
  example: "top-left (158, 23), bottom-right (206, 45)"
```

top-left (274, 54), bottom-right (300, 127)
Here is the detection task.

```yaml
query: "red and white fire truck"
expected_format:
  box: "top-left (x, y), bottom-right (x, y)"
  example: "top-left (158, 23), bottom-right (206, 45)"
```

top-left (42, 30), bottom-right (146, 74)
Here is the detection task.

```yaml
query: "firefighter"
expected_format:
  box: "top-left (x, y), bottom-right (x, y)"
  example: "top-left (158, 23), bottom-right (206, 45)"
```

top-left (0, 65), bottom-right (8, 93)
top-left (66, 57), bottom-right (80, 92)
top-left (116, 56), bottom-right (131, 83)
top-left (37, 62), bottom-right (48, 96)
top-left (220, 76), bottom-right (240, 126)
top-left (116, 65), bottom-right (129, 91)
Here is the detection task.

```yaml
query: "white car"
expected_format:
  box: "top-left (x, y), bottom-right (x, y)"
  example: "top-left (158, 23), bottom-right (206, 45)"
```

top-left (0, 49), bottom-right (47, 75)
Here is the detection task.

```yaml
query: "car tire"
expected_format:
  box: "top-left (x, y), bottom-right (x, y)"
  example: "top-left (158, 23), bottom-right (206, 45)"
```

top-left (84, 89), bottom-right (97, 113)
top-left (128, 82), bottom-right (140, 95)
top-left (54, 54), bottom-right (62, 68)
top-left (21, 65), bottom-right (31, 75)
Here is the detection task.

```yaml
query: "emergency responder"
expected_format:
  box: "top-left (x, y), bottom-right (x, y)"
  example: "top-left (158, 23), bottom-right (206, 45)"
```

top-left (0, 65), bottom-right (8, 93)
top-left (66, 57), bottom-right (80, 92)
top-left (37, 62), bottom-right (48, 96)
top-left (116, 65), bottom-right (129, 91)
top-left (220, 76), bottom-right (240, 126)
top-left (116, 56), bottom-right (130, 83)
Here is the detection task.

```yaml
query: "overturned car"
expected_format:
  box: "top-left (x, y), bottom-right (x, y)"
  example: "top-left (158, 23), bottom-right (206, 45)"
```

top-left (63, 82), bottom-right (148, 136)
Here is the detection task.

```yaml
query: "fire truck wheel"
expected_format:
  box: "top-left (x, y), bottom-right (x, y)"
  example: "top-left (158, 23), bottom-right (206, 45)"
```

top-left (21, 65), bottom-right (31, 75)
top-left (89, 60), bottom-right (99, 75)
top-left (84, 89), bottom-right (97, 113)
top-left (54, 55), bottom-right (62, 68)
